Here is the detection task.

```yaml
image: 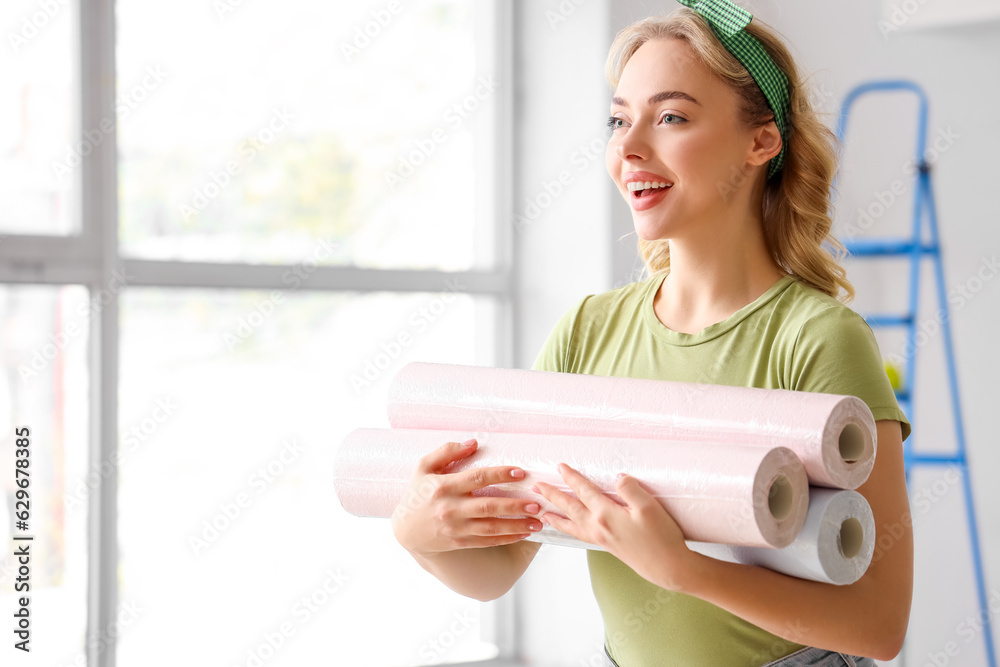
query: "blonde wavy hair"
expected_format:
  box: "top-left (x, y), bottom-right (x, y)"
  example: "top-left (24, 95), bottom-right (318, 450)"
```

top-left (607, 8), bottom-right (854, 303)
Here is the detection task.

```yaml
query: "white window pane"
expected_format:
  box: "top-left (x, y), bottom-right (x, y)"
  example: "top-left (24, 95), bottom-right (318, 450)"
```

top-left (118, 288), bottom-right (500, 666)
top-left (117, 0), bottom-right (496, 270)
top-left (0, 1), bottom-right (77, 235)
top-left (0, 285), bottom-right (89, 663)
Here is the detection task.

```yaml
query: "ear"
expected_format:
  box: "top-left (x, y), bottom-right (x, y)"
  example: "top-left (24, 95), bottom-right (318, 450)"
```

top-left (746, 120), bottom-right (782, 168)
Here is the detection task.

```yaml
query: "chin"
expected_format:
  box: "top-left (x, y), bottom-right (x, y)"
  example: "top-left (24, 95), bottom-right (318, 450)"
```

top-left (633, 222), bottom-right (672, 243)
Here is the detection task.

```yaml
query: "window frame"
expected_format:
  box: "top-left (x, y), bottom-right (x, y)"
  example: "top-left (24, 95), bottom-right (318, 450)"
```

top-left (0, 0), bottom-right (519, 663)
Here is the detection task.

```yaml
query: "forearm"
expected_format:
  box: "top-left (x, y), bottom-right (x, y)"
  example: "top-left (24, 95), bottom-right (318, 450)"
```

top-left (666, 420), bottom-right (912, 661)
top-left (411, 539), bottom-right (542, 602)
top-left (679, 543), bottom-right (912, 660)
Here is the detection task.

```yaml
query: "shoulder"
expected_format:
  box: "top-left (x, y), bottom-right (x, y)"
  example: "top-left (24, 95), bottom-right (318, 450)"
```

top-left (771, 278), bottom-right (878, 370)
top-left (774, 278), bottom-right (868, 333)
top-left (777, 279), bottom-right (911, 439)
top-left (531, 276), bottom-right (658, 373)
top-left (578, 275), bottom-right (657, 320)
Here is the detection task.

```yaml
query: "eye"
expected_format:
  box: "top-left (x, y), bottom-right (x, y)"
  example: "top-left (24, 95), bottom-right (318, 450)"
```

top-left (606, 116), bottom-right (627, 131)
top-left (660, 113), bottom-right (685, 125)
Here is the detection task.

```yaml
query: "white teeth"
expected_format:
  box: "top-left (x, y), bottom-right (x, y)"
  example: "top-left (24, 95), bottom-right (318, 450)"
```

top-left (627, 181), bottom-right (672, 192)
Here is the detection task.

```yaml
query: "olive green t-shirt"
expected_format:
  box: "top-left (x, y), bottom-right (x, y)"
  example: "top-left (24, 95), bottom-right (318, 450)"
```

top-left (531, 272), bottom-right (910, 667)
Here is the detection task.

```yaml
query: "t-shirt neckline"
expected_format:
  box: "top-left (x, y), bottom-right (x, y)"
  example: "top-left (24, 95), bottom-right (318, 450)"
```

top-left (642, 273), bottom-right (797, 347)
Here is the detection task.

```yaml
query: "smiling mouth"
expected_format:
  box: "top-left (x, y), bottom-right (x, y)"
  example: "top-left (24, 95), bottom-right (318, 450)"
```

top-left (628, 181), bottom-right (672, 198)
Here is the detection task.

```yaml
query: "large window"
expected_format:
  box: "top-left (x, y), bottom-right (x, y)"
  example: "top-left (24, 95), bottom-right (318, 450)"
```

top-left (0, 1), bottom-right (513, 665)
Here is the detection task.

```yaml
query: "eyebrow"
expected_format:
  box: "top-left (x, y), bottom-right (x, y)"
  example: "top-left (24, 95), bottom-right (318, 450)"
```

top-left (611, 90), bottom-right (701, 107)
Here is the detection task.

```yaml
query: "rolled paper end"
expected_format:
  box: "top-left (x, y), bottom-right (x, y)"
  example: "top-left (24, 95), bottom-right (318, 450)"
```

top-left (690, 488), bottom-right (876, 585)
top-left (753, 447), bottom-right (809, 549)
top-left (816, 395), bottom-right (878, 489)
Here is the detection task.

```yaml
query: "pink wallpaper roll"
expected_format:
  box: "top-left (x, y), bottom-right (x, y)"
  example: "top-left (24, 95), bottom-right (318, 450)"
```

top-left (334, 427), bottom-right (810, 548)
top-left (386, 362), bottom-right (877, 489)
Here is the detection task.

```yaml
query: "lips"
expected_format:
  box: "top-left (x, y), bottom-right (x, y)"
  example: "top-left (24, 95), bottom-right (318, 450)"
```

top-left (623, 171), bottom-right (673, 211)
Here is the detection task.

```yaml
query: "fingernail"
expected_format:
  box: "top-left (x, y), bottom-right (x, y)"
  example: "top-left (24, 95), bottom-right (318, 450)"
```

top-left (525, 503), bottom-right (540, 514)
top-left (531, 484), bottom-right (541, 494)
top-left (617, 472), bottom-right (627, 480)
top-left (529, 522), bottom-right (542, 531)
top-left (510, 468), bottom-right (525, 479)
top-left (462, 438), bottom-right (477, 447)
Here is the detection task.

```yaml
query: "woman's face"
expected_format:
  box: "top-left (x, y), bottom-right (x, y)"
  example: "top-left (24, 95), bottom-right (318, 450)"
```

top-left (605, 38), bottom-right (761, 242)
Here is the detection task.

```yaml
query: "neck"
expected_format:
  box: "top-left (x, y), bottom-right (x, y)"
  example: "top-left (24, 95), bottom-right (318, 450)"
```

top-left (654, 202), bottom-right (787, 331)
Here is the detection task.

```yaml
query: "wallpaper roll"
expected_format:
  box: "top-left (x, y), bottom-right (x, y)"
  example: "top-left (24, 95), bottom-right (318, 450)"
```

top-left (386, 362), bottom-right (877, 489)
top-left (687, 488), bottom-right (876, 585)
top-left (335, 427), bottom-right (810, 548)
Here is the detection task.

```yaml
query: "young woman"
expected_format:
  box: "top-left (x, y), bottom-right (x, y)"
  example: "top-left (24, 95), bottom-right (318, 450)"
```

top-left (392, 5), bottom-right (913, 666)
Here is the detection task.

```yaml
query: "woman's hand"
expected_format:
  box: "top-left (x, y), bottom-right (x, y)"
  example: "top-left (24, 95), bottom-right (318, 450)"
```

top-left (391, 439), bottom-right (543, 557)
top-left (534, 463), bottom-right (696, 591)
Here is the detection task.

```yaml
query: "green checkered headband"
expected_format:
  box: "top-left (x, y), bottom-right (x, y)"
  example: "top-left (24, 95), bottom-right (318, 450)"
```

top-left (676, 0), bottom-right (790, 179)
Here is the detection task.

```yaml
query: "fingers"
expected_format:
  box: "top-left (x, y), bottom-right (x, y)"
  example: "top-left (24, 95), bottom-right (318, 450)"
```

top-left (464, 517), bottom-right (542, 539)
top-left (416, 439), bottom-right (480, 475)
top-left (416, 441), bottom-right (526, 494)
top-left (538, 511), bottom-right (573, 536)
top-left (615, 473), bottom-right (654, 510)
top-left (555, 462), bottom-right (612, 508)
top-left (534, 480), bottom-right (586, 518)
top-left (453, 464), bottom-right (527, 495)
top-left (461, 495), bottom-right (540, 521)
top-left (453, 531), bottom-right (534, 549)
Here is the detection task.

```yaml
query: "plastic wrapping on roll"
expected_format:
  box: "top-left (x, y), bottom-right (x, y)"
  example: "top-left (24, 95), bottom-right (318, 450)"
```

top-left (334, 427), bottom-right (810, 548)
top-left (687, 488), bottom-right (876, 585)
top-left (386, 362), bottom-right (877, 489)
top-left (521, 488), bottom-right (876, 586)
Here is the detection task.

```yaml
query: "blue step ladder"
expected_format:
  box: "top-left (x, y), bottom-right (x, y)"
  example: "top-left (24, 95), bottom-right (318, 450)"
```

top-left (834, 80), bottom-right (995, 667)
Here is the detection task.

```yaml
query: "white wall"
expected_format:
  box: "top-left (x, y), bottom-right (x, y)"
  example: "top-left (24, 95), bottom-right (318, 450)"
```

top-left (512, 1), bottom-right (1000, 665)
top-left (511, 0), bottom-right (612, 662)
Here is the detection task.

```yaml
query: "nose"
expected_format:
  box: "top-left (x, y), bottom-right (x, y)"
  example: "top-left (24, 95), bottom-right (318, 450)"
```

top-left (615, 123), bottom-right (651, 162)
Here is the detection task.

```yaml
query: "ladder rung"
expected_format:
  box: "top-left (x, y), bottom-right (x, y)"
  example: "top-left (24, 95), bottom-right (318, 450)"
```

top-left (843, 238), bottom-right (938, 256)
top-left (863, 313), bottom-right (913, 327)
top-left (906, 453), bottom-right (964, 466)
top-left (894, 390), bottom-right (910, 403)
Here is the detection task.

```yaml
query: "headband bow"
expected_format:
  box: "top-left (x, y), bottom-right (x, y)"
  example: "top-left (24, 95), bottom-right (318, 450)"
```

top-left (675, 0), bottom-right (790, 179)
